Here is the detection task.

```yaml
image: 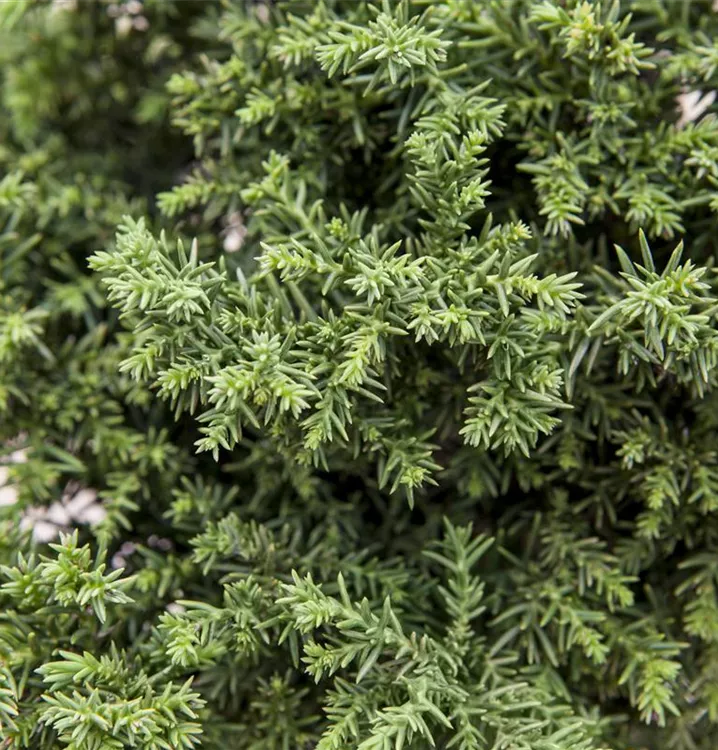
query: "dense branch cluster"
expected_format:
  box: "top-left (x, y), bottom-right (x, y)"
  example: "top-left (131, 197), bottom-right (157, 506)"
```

top-left (3, 1), bottom-right (718, 749)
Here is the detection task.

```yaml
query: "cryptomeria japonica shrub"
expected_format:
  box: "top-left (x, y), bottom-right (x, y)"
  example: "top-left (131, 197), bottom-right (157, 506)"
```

top-left (3, 0), bottom-right (718, 748)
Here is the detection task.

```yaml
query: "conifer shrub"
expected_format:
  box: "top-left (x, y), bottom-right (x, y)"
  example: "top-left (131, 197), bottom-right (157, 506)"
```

top-left (4, 0), bottom-right (718, 748)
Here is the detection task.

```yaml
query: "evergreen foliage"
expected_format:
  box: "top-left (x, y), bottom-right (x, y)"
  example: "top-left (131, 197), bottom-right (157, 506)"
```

top-left (3, 1), bottom-right (718, 748)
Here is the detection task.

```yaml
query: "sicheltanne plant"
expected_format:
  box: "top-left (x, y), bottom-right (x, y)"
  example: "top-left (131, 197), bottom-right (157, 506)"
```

top-left (4, 0), bottom-right (718, 748)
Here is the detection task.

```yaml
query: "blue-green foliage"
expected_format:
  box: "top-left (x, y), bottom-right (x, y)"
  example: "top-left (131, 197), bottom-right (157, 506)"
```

top-left (3, 1), bottom-right (718, 749)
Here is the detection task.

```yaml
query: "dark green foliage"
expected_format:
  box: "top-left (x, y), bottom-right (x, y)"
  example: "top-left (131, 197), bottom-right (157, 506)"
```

top-left (3, 1), bottom-right (718, 748)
